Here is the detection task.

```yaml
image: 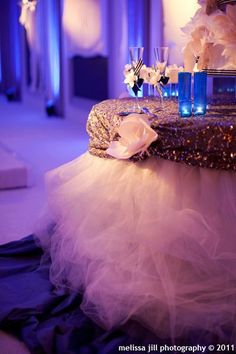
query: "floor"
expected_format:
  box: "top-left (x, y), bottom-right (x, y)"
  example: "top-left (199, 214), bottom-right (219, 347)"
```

top-left (0, 93), bottom-right (95, 352)
top-left (0, 94), bottom-right (94, 243)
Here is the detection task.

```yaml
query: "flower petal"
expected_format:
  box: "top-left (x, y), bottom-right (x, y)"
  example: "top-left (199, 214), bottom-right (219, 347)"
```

top-left (106, 141), bottom-right (134, 159)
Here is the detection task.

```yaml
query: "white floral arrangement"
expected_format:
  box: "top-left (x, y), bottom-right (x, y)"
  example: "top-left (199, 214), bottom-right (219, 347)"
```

top-left (182, 0), bottom-right (236, 71)
top-left (108, 64), bottom-right (184, 160)
top-left (19, 0), bottom-right (37, 27)
top-left (124, 63), bottom-right (184, 96)
top-left (123, 63), bottom-right (162, 96)
top-left (20, 0), bottom-right (37, 12)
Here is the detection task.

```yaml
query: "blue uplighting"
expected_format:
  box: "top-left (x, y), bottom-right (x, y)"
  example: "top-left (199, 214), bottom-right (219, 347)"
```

top-left (13, 24), bottom-right (21, 82)
top-left (11, 0), bottom-right (21, 83)
top-left (0, 48), bottom-right (2, 84)
top-left (47, 1), bottom-right (60, 98)
top-left (128, 0), bottom-right (143, 48)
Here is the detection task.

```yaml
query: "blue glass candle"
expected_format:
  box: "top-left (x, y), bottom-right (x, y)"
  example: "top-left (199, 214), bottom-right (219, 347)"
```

top-left (194, 72), bottom-right (207, 115)
top-left (178, 72), bottom-right (192, 117)
top-left (163, 84), bottom-right (171, 98)
top-left (171, 83), bottom-right (178, 98)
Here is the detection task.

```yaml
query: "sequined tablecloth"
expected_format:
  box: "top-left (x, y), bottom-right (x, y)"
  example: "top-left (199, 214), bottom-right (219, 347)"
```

top-left (87, 98), bottom-right (236, 171)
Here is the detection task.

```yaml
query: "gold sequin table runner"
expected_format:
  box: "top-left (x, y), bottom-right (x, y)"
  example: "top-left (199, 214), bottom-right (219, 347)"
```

top-left (87, 98), bottom-right (236, 171)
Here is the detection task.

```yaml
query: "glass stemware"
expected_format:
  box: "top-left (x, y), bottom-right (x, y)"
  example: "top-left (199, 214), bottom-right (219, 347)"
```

top-left (128, 46), bottom-right (144, 112)
top-left (129, 47), bottom-right (144, 68)
top-left (154, 46), bottom-right (169, 109)
top-left (154, 46), bottom-right (169, 75)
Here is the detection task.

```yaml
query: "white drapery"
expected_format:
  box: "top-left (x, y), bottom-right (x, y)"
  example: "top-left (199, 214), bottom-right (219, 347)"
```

top-left (62, 0), bottom-right (108, 57)
top-left (19, 1), bottom-right (44, 92)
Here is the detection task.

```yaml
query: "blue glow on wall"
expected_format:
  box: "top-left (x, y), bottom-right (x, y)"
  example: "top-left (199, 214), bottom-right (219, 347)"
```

top-left (0, 48), bottom-right (2, 83)
top-left (12, 6), bottom-right (21, 83)
top-left (47, 1), bottom-right (60, 98)
top-left (8, 0), bottom-right (21, 98)
top-left (128, 0), bottom-right (143, 48)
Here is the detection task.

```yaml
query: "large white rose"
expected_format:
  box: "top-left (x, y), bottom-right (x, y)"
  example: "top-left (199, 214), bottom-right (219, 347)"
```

top-left (106, 114), bottom-right (158, 159)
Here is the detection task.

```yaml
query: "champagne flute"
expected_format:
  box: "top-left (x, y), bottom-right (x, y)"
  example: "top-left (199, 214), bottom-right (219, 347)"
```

top-left (129, 47), bottom-right (144, 68)
top-left (154, 47), bottom-right (169, 75)
top-left (154, 47), bottom-right (169, 109)
top-left (129, 47), bottom-right (144, 112)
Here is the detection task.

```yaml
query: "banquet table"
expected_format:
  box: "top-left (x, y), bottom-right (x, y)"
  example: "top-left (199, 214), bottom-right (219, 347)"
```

top-left (81, 97), bottom-right (236, 341)
top-left (0, 98), bottom-right (236, 353)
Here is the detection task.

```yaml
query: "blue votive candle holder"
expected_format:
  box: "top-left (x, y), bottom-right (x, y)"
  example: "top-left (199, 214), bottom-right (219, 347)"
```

top-left (163, 84), bottom-right (171, 98)
top-left (178, 72), bottom-right (192, 117)
top-left (171, 83), bottom-right (178, 98)
top-left (194, 72), bottom-right (207, 116)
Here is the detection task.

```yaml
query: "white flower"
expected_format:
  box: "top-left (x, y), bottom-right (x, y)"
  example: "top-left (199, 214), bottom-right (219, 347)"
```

top-left (22, 0), bottom-right (37, 11)
top-left (139, 65), bottom-right (149, 81)
top-left (123, 64), bottom-right (132, 75)
top-left (156, 62), bottom-right (167, 74)
top-left (149, 69), bottom-right (161, 86)
top-left (106, 114), bottom-right (158, 159)
top-left (166, 65), bottom-right (184, 83)
top-left (210, 6), bottom-right (236, 49)
top-left (124, 71), bottom-right (137, 88)
top-left (182, 2), bottom-right (236, 71)
top-left (143, 67), bottom-right (161, 86)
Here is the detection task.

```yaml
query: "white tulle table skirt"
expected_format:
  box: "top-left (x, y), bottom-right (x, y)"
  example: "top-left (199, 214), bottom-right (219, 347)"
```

top-left (37, 152), bottom-right (236, 341)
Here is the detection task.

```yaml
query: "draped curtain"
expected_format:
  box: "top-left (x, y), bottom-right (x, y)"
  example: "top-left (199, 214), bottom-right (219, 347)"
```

top-left (19, 0), bottom-right (63, 115)
top-left (0, 0), bottom-right (22, 99)
top-left (18, 0), bottom-right (210, 106)
top-left (19, 0), bottom-right (165, 103)
top-left (19, 1), bottom-right (44, 92)
top-left (62, 0), bottom-right (108, 57)
top-left (62, 0), bottom-right (164, 98)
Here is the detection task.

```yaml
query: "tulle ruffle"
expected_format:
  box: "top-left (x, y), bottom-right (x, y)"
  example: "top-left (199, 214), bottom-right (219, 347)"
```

top-left (36, 152), bottom-right (236, 342)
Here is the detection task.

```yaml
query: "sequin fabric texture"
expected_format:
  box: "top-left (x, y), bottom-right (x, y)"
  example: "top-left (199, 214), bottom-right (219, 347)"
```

top-left (86, 98), bottom-right (236, 171)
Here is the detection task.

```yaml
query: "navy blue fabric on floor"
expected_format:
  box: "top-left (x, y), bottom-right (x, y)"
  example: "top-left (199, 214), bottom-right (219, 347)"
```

top-left (0, 236), bottom-right (233, 353)
top-left (0, 235), bottom-right (161, 354)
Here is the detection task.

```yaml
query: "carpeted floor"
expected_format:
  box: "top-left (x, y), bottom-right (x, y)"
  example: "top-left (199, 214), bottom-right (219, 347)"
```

top-left (0, 93), bottom-right (95, 352)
